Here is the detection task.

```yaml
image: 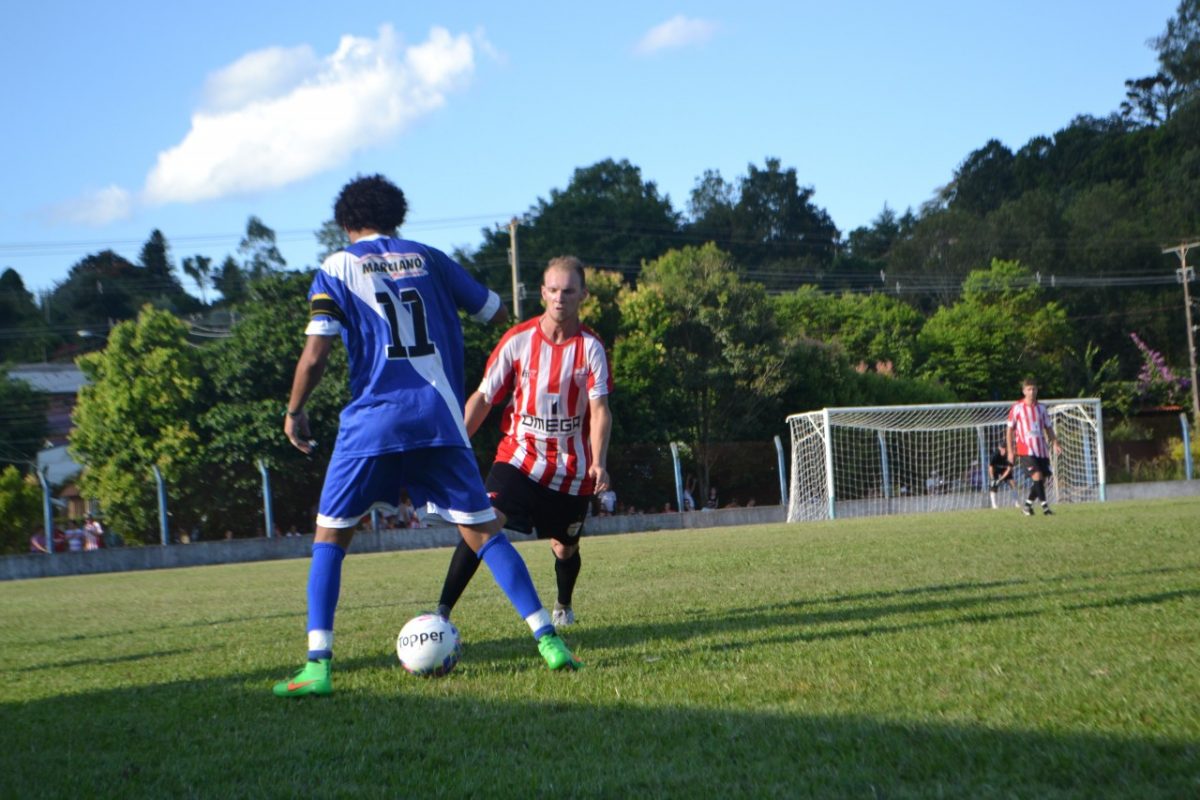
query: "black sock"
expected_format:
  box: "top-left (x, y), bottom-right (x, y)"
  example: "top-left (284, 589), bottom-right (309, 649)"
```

top-left (555, 550), bottom-right (582, 607)
top-left (438, 538), bottom-right (481, 611)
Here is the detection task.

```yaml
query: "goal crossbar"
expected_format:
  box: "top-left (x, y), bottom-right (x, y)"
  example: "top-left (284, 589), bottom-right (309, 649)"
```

top-left (785, 399), bottom-right (1105, 522)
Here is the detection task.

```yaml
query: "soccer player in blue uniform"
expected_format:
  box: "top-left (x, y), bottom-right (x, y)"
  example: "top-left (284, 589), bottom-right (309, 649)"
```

top-left (274, 174), bottom-right (579, 697)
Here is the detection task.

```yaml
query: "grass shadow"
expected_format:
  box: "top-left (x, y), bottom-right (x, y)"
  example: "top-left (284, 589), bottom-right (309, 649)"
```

top-left (1, 673), bottom-right (1195, 798)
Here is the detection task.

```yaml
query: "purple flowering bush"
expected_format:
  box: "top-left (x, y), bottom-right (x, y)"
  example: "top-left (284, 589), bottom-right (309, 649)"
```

top-left (1130, 332), bottom-right (1191, 408)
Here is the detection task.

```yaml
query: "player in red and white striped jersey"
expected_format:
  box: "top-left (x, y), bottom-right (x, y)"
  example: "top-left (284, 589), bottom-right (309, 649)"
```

top-left (1006, 377), bottom-right (1062, 516)
top-left (437, 256), bottom-right (612, 628)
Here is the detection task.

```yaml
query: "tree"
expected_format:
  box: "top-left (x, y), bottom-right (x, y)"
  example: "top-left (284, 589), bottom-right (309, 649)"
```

top-left (315, 219), bottom-right (349, 265)
top-left (686, 157), bottom-right (839, 278)
top-left (0, 465), bottom-right (41, 554)
top-left (886, 208), bottom-right (990, 309)
top-left (49, 250), bottom-right (143, 331)
top-left (0, 269), bottom-right (51, 363)
top-left (773, 287), bottom-right (924, 375)
top-left (212, 256), bottom-right (247, 305)
top-left (578, 267), bottom-right (624, 348)
top-left (943, 140), bottom-right (1018, 216)
top-left (138, 229), bottom-right (177, 284)
top-left (982, 189), bottom-right (1067, 273)
top-left (916, 260), bottom-right (1071, 399)
top-left (181, 255), bottom-right (213, 305)
top-left (70, 307), bottom-right (208, 541)
top-left (845, 205), bottom-right (905, 262)
top-left (197, 272), bottom-right (348, 534)
top-left (1151, 0), bottom-right (1200, 98)
top-left (615, 244), bottom-right (788, 492)
top-left (1120, 73), bottom-right (1182, 126)
top-left (1062, 182), bottom-right (1159, 275)
top-left (464, 159), bottom-right (682, 303)
top-left (0, 372), bottom-right (48, 469)
top-left (239, 216), bottom-right (287, 280)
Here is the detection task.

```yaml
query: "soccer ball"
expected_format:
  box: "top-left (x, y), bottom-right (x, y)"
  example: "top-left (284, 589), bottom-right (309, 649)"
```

top-left (396, 614), bottom-right (462, 677)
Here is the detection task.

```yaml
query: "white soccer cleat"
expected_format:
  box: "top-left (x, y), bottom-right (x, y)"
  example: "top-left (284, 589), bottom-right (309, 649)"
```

top-left (552, 604), bottom-right (575, 627)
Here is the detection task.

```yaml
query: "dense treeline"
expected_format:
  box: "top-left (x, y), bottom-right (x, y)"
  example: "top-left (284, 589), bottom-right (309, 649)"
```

top-left (1, 2), bottom-right (1198, 543)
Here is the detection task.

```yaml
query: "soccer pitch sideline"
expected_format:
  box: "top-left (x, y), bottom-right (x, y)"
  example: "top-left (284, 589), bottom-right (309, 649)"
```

top-left (1, 499), bottom-right (1196, 798)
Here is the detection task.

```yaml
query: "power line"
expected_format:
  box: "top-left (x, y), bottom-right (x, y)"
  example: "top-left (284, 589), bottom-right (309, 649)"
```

top-left (0, 213), bottom-right (516, 260)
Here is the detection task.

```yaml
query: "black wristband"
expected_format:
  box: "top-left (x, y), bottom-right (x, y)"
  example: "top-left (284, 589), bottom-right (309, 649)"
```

top-left (285, 408), bottom-right (303, 418)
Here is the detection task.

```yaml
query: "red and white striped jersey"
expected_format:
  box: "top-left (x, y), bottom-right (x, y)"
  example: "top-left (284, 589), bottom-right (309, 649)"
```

top-left (480, 317), bottom-right (612, 495)
top-left (1007, 401), bottom-right (1054, 457)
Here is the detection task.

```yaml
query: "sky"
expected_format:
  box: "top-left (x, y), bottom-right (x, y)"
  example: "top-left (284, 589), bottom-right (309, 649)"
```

top-left (0, 1), bottom-right (1180, 299)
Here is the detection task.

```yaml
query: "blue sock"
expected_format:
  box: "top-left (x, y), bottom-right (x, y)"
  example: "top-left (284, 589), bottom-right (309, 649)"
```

top-left (306, 542), bottom-right (345, 660)
top-left (477, 534), bottom-right (552, 639)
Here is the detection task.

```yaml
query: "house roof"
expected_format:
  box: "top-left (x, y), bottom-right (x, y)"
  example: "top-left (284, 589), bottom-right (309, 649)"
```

top-left (7, 363), bottom-right (87, 394)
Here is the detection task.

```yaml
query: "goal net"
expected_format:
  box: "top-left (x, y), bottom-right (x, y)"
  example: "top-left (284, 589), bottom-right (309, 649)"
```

top-left (785, 399), bottom-right (1105, 522)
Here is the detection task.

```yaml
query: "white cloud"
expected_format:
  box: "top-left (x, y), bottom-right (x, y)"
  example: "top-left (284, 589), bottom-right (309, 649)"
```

top-left (47, 185), bottom-right (134, 226)
top-left (143, 25), bottom-right (480, 206)
top-left (634, 15), bottom-right (718, 56)
top-left (202, 44), bottom-right (321, 112)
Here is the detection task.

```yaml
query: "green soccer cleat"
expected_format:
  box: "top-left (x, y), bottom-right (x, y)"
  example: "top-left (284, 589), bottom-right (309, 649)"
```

top-left (538, 633), bottom-right (582, 671)
top-left (273, 658), bottom-right (332, 697)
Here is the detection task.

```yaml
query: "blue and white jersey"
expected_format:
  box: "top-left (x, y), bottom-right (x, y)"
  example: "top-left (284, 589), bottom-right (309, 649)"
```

top-left (305, 234), bottom-right (501, 457)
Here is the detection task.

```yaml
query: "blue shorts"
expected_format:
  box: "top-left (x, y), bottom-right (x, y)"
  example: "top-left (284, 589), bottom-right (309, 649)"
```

top-left (317, 447), bottom-right (495, 529)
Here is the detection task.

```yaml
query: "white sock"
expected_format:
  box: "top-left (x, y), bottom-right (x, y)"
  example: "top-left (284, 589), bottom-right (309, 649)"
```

top-left (525, 608), bottom-right (552, 636)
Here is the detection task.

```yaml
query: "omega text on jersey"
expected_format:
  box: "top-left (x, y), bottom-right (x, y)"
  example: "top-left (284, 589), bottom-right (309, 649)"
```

top-left (519, 414), bottom-right (582, 434)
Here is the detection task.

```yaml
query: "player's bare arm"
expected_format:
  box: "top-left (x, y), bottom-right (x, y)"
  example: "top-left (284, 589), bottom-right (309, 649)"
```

top-left (588, 394), bottom-right (612, 493)
top-left (284, 334), bottom-right (335, 454)
top-left (463, 390), bottom-right (492, 438)
top-left (1047, 424), bottom-right (1063, 454)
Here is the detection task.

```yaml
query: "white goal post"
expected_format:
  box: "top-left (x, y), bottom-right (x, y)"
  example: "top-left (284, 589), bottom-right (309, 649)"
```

top-left (785, 399), bottom-right (1106, 522)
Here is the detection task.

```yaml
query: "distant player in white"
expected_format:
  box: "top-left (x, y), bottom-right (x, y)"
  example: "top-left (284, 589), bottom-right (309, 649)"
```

top-left (436, 256), bottom-right (612, 628)
top-left (274, 175), bottom-right (580, 698)
top-left (1006, 377), bottom-right (1062, 516)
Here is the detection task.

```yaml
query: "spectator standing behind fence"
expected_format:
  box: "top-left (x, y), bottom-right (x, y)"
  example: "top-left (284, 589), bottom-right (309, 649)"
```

top-left (683, 475), bottom-right (697, 511)
top-left (83, 514), bottom-right (105, 550)
top-left (274, 174), bottom-right (580, 698)
top-left (436, 256), bottom-right (613, 630)
top-left (64, 520), bottom-right (85, 553)
top-left (598, 488), bottom-right (616, 516)
top-left (30, 527), bottom-right (66, 553)
top-left (1006, 377), bottom-right (1062, 517)
top-left (988, 443), bottom-right (1016, 509)
top-left (397, 492), bottom-right (417, 528)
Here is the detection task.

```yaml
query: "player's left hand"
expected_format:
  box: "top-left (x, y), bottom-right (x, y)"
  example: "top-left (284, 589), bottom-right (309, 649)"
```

top-left (1053, 441), bottom-right (1062, 455)
top-left (284, 410), bottom-right (316, 454)
top-left (589, 464), bottom-right (610, 494)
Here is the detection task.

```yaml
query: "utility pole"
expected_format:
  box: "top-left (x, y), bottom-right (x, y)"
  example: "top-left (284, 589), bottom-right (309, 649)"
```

top-left (508, 217), bottom-right (522, 319)
top-left (1163, 242), bottom-right (1200, 423)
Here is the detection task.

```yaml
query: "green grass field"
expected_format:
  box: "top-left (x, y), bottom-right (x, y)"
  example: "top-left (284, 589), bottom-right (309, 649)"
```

top-left (2, 498), bottom-right (1198, 798)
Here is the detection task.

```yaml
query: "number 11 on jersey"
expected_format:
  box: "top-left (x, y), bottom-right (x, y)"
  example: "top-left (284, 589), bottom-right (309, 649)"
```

top-left (376, 288), bottom-right (434, 359)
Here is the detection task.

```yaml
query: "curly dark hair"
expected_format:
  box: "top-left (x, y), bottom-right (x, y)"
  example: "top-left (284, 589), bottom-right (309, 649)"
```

top-left (333, 174), bottom-right (408, 233)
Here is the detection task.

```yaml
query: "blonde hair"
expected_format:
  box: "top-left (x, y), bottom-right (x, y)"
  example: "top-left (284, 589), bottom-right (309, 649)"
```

top-left (545, 255), bottom-right (586, 289)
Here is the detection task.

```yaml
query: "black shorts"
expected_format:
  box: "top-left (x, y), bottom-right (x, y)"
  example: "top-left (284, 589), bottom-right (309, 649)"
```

top-left (1019, 455), bottom-right (1052, 478)
top-left (485, 462), bottom-right (591, 544)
